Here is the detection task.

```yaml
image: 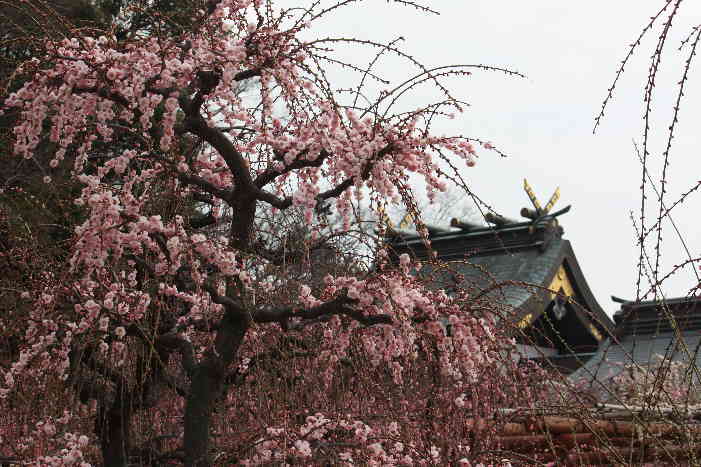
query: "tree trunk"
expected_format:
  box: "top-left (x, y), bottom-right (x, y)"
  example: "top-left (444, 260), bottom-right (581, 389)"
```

top-left (183, 312), bottom-right (249, 466)
top-left (97, 403), bottom-right (131, 467)
top-left (183, 364), bottom-right (222, 467)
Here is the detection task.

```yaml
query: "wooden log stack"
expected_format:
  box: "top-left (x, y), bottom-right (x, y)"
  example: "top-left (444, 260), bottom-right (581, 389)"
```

top-left (479, 413), bottom-right (701, 465)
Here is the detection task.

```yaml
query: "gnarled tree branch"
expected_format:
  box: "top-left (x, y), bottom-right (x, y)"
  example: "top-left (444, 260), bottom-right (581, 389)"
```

top-left (253, 293), bottom-right (393, 328)
top-left (157, 332), bottom-right (197, 377)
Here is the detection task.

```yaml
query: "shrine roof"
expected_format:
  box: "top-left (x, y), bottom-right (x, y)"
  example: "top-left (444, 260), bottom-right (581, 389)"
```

top-left (386, 213), bottom-right (614, 335)
top-left (570, 295), bottom-right (701, 392)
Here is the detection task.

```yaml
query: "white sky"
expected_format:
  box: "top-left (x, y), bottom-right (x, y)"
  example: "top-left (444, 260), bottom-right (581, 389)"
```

top-left (312, 1), bottom-right (701, 314)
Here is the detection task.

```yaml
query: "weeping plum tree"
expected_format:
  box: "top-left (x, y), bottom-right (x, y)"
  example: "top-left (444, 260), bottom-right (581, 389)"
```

top-left (0, 1), bottom-right (534, 465)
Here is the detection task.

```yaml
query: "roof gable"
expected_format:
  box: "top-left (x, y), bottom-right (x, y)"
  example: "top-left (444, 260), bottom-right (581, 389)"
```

top-left (387, 215), bottom-right (614, 336)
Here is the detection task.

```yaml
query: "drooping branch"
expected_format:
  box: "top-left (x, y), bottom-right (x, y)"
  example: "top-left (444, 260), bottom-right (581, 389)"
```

top-left (253, 293), bottom-right (393, 328)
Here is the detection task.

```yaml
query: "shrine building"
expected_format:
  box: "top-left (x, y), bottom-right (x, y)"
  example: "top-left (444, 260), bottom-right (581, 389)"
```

top-left (385, 180), bottom-right (615, 374)
top-left (570, 295), bottom-right (701, 395)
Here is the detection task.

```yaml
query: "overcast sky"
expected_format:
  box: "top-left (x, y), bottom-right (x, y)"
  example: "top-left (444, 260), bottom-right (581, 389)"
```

top-left (312, 1), bottom-right (701, 314)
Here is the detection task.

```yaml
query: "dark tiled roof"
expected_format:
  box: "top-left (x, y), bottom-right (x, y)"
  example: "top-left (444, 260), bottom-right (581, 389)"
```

top-left (570, 296), bottom-right (701, 392)
top-left (414, 236), bottom-right (563, 313)
top-left (387, 217), bottom-right (614, 334)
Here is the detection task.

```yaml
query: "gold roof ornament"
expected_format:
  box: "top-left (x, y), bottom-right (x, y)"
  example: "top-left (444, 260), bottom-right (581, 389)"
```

top-left (544, 186), bottom-right (560, 214)
top-left (522, 179), bottom-right (561, 219)
top-left (523, 178), bottom-right (542, 212)
top-left (377, 204), bottom-right (394, 229)
top-left (397, 210), bottom-right (413, 230)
